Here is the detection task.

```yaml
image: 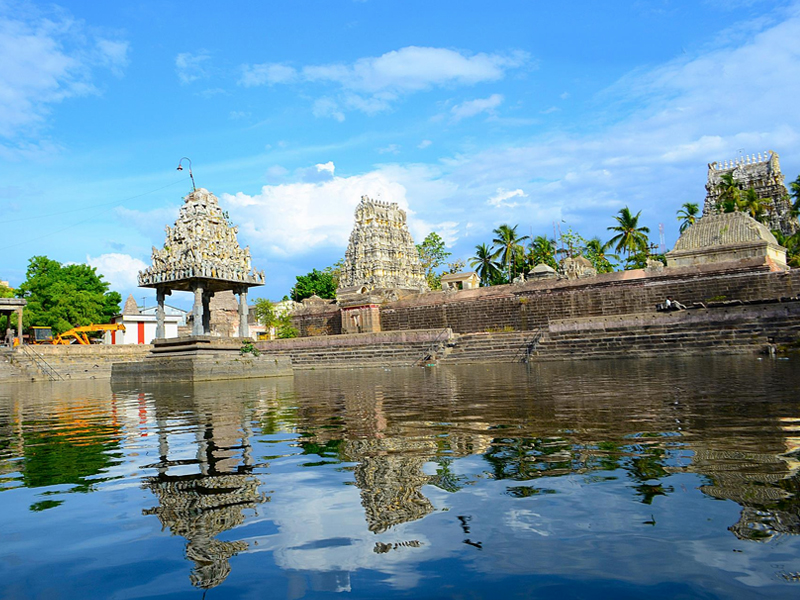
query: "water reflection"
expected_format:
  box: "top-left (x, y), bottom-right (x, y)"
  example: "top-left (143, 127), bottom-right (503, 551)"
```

top-left (1, 358), bottom-right (799, 597)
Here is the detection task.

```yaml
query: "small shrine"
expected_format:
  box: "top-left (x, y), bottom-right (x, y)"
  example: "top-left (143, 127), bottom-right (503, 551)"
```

top-left (138, 187), bottom-right (265, 339)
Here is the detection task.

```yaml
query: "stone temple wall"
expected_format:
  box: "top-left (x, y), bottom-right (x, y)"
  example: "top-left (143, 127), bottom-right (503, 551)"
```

top-left (377, 260), bottom-right (800, 334)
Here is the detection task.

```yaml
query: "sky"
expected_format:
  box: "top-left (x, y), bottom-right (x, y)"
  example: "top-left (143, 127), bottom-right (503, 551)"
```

top-left (1, 0), bottom-right (799, 307)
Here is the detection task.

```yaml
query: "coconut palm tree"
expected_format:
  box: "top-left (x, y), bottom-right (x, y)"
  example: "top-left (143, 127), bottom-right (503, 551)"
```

top-left (469, 243), bottom-right (501, 286)
top-left (772, 230), bottom-right (800, 268)
top-left (716, 172), bottom-right (741, 212)
top-left (606, 207), bottom-right (650, 261)
top-left (528, 236), bottom-right (558, 270)
top-left (583, 237), bottom-right (618, 273)
top-left (676, 202), bottom-right (700, 234)
top-left (492, 224), bottom-right (529, 282)
top-left (739, 188), bottom-right (770, 223)
top-left (789, 175), bottom-right (800, 217)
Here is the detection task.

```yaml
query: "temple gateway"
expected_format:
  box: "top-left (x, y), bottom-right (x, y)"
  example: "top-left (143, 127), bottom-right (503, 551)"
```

top-left (138, 188), bottom-right (265, 339)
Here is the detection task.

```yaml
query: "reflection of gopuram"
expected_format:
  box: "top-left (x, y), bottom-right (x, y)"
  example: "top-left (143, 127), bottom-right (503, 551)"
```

top-left (141, 391), bottom-right (267, 590)
top-left (347, 438), bottom-right (435, 534)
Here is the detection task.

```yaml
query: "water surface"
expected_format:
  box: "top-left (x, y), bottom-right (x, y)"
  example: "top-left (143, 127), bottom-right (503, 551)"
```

top-left (1, 358), bottom-right (799, 599)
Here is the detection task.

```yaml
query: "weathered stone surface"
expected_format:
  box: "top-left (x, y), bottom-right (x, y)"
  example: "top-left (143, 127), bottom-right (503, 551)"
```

top-left (560, 256), bottom-right (597, 280)
top-left (667, 212), bottom-right (787, 269)
top-left (138, 188), bottom-right (264, 289)
top-left (338, 196), bottom-right (428, 295)
top-left (703, 151), bottom-right (798, 235)
top-left (123, 294), bottom-right (140, 315)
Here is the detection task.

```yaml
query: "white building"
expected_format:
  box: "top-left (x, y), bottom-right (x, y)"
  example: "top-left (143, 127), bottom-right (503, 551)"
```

top-left (108, 294), bottom-right (182, 344)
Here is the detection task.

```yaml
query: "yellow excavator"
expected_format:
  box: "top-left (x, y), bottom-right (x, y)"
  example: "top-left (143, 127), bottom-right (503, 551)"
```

top-left (50, 323), bottom-right (126, 345)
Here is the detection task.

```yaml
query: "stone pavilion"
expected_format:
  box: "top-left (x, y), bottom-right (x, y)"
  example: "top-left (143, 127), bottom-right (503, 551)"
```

top-left (138, 188), bottom-right (265, 339)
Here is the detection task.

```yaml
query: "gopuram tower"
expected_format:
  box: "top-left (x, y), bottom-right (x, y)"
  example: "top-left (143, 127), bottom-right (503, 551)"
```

top-left (138, 187), bottom-right (265, 338)
top-left (338, 196), bottom-right (428, 294)
top-left (336, 196), bottom-right (428, 334)
top-left (703, 151), bottom-right (798, 236)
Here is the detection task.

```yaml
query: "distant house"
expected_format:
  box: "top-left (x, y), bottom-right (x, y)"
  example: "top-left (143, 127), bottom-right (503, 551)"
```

top-left (108, 294), bottom-right (184, 344)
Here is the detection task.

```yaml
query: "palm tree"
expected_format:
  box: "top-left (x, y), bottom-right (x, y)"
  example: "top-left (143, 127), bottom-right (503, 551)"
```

top-left (740, 188), bottom-right (770, 223)
top-left (528, 236), bottom-right (558, 270)
top-left (606, 207), bottom-right (650, 260)
top-left (789, 175), bottom-right (800, 217)
top-left (469, 243), bottom-right (501, 286)
top-left (772, 230), bottom-right (800, 268)
top-left (676, 202), bottom-right (700, 234)
top-left (716, 172), bottom-right (741, 212)
top-left (583, 237), bottom-right (618, 273)
top-left (492, 224), bottom-right (529, 282)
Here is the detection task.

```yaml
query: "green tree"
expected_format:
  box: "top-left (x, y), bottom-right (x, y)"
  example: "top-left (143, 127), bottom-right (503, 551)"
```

top-left (290, 268), bottom-right (336, 302)
top-left (469, 243), bottom-right (501, 286)
top-left (583, 238), bottom-right (617, 273)
top-left (606, 207), bottom-right (651, 264)
top-left (492, 224), bottom-right (529, 282)
top-left (789, 175), bottom-right (800, 214)
top-left (254, 298), bottom-right (277, 329)
top-left (739, 188), bottom-right (771, 223)
top-left (716, 172), bottom-right (741, 212)
top-left (276, 313), bottom-right (298, 338)
top-left (416, 232), bottom-right (451, 290)
top-left (676, 202), bottom-right (700, 234)
top-left (528, 236), bottom-right (558, 270)
top-left (15, 256), bottom-right (121, 334)
top-left (772, 230), bottom-right (800, 268)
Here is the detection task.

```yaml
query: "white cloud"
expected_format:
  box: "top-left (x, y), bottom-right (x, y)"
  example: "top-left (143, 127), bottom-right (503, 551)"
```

top-left (86, 253), bottom-right (148, 292)
top-left (418, 139), bottom-right (432, 149)
top-left (240, 46), bottom-right (528, 117)
top-left (0, 6), bottom-right (129, 140)
top-left (175, 51), bottom-right (210, 84)
top-left (451, 94), bottom-right (504, 121)
top-left (378, 144), bottom-right (401, 155)
top-left (229, 110), bottom-right (251, 120)
top-left (312, 97), bottom-right (345, 122)
top-left (239, 62), bottom-right (297, 87)
top-left (488, 188), bottom-right (527, 208)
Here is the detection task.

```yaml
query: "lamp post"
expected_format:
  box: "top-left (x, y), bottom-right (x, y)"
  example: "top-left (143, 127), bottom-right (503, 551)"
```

top-left (177, 157), bottom-right (196, 192)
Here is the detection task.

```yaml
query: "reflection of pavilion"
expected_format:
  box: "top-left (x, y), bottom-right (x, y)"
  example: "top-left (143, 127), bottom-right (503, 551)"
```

top-left (140, 390), bottom-right (267, 590)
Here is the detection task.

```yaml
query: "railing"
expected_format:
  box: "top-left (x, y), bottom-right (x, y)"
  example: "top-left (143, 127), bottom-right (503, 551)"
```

top-left (514, 329), bottom-right (543, 363)
top-left (18, 344), bottom-right (64, 381)
top-left (411, 328), bottom-right (451, 367)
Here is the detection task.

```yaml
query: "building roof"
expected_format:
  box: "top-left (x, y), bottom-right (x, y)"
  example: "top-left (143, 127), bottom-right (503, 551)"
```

top-left (441, 271), bottom-right (479, 281)
top-left (672, 212), bottom-right (779, 252)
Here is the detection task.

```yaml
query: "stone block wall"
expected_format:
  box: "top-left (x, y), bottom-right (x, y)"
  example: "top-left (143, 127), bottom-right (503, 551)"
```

top-left (292, 304), bottom-right (342, 337)
top-left (380, 260), bottom-right (800, 334)
top-left (9, 344), bottom-right (151, 381)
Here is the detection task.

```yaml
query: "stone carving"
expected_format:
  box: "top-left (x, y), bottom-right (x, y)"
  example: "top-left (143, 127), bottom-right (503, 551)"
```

top-left (704, 151), bottom-right (798, 236)
top-left (122, 294), bottom-right (140, 315)
top-left (138, 188), bottom-right (264, 288)
top-left (560, 256), bottom-right (597, 280)
top-left (338, 196), bottom-right (429, 294)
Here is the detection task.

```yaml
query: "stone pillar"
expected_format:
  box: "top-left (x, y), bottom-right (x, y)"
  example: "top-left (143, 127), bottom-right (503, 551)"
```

top-left (202, 291), bottom-right (212, 335)
top-left (192, 284), bottom-right (204, 336)
top-left (238, 289), bottom-right (249, 338)
top-left (16, 309), bottom-right (22, 346)
top-left (156, 288), bottom-right (166, 340)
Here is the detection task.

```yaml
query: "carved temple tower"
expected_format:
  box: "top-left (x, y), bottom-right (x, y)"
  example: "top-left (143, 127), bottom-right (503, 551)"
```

top-left (339, 196), bottom-right (428, 293)
top-left (703, 151), bottom-right (798, 236)
top-left (138, 188), bottom-right (264, 338)
top-left (336, 196), bottom-right (428, 334)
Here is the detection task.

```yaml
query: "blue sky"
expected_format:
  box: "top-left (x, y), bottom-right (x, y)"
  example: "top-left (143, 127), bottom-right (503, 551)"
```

top-left (1, 0), bottom-right (799, 306)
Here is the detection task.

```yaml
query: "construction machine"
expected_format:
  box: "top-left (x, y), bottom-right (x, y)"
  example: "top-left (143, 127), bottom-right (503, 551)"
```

top-left (51, 323), bottom-right (126, 345)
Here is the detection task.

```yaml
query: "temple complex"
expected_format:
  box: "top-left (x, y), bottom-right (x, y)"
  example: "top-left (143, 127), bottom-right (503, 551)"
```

top-left (703, 151), bottom-right (797, 236)
top-left (138, 188), bottom-right (264, 338)
top-left (338, 196), bottom-right (428, 296)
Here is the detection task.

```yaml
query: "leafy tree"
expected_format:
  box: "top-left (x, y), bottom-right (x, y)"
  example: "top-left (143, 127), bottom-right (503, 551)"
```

top-left (558, 228), bottom-right (586, 259)
top-left (606, 207), bottom-right (650, 264)
top-left (583, 238), bottom-right (617, 273)
top-left (15, 256), bottom-right (121, 334)
top-left (0, 283), bottom-right (13, 332)
top-left (528, 236), bottom-right (558, 270)
top-left (290, 268), bottom-right (336, 302)
top-left (772, 230), bottom-right (800, 268)
top-left (739, 188), bottom-right (770, 223)
top-left (676, 202), bottom-right (700, 234)
top-left (416, 232), bottom-right (451, 290)
top-left (276, 313), bottom-right (298, 338)
top-left (789, 175), bottom-right (800, 213)
top-left (254, 298), bottom-right (277, 329)
top-left (492, 224), bottom-right (528, 282)
top-left (469, 243), bottom-right (501, 286)
top-left (716, 172), bottom-right (741, 212)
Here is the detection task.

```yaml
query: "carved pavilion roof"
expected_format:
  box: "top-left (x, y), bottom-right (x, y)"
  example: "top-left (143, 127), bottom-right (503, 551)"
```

top-left (138, 188), bottom-right (264, 291)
